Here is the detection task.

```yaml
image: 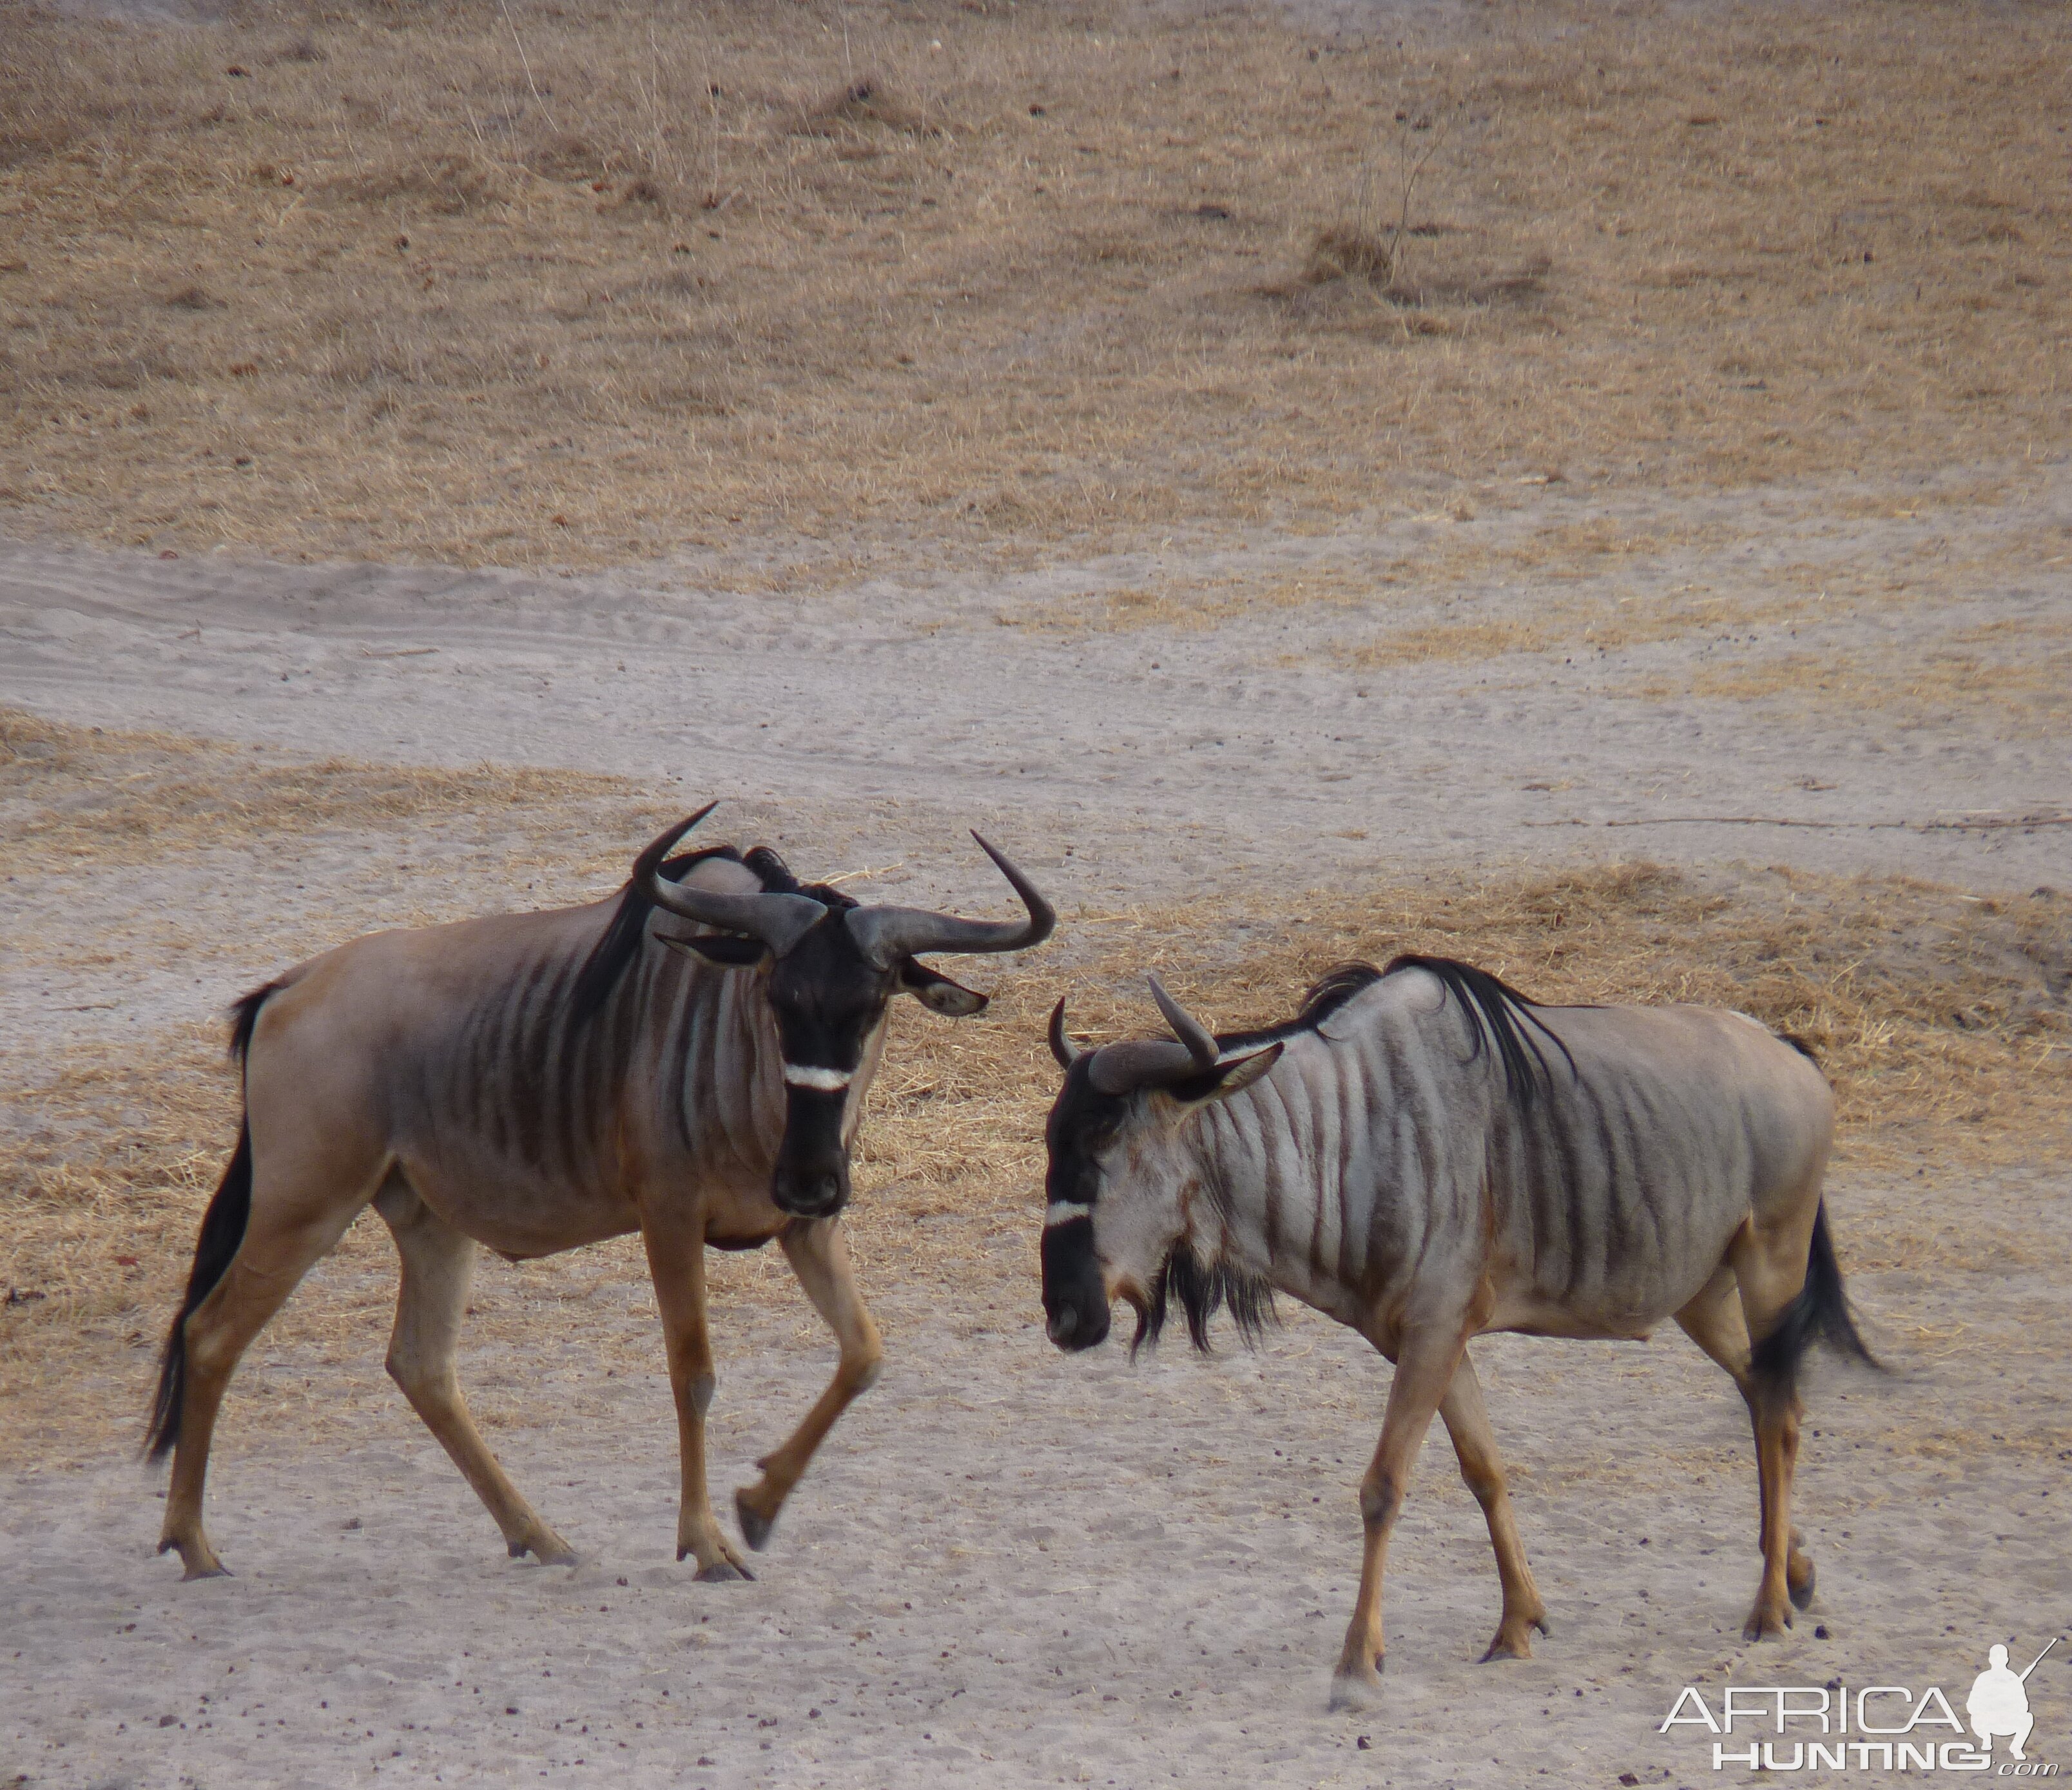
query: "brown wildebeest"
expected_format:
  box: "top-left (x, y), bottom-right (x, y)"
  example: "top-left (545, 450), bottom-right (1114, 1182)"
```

top-left (149, 805), bottom-right (1052, 1582)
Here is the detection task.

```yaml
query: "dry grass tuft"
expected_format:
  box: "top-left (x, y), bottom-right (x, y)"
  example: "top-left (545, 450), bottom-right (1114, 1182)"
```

top-left (796, 77), bottom-right (939, 139)
top-left (329, 150), bottom-right (510, 215)
top-left (1302, 224), bottom-right (1395, 287)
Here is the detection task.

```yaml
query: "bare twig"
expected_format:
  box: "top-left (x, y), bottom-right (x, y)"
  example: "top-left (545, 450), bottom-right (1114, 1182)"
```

top-left (496, 0), bottom-right (558, 135)
top-left (1384, 108), bottom-right (1453, 280)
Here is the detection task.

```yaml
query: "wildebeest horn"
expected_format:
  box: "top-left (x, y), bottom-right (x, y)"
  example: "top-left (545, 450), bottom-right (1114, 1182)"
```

top-left (1082, 975), bottom-right (1227, 1094)
top-left (844, 833), bottom-right (1056, 967)
top-left (634, 806), bottom-right (828, 957)
top-left (1147, 974), bottom-right (1220, 1071)
top-left (1048, 998), bottom-right (1083, 1069)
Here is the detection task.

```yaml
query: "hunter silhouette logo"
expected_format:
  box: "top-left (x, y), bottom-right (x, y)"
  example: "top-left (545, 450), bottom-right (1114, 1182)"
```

top-left (1969, 1640), bottom-right (2059, 1763)
top-left (1659, 1633), bottom-right (2063, 1773)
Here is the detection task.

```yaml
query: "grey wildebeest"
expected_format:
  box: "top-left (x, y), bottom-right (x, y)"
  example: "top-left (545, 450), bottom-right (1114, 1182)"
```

top-left (1040, 955), bottom-right (1875, 1709)
top-left (146, 805), bottom-right (1052, 1582)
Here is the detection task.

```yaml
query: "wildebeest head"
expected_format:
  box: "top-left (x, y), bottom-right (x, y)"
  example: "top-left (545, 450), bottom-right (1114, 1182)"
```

top-left (1040, 977), bottom-right (1281, 1353)
top-left (635, 806), bottom-right (1054, 1220)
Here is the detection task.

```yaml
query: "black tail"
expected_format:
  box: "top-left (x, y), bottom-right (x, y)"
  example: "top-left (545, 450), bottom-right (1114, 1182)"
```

top-left (144, 1123), bottom-right (253, 1460)
top-left (144, 981), bottom-right (276, 1462)
top-left (226, 981), bottom-right (278, 1067)
top-left (1748, 1200), bottom-right (1879, 1405)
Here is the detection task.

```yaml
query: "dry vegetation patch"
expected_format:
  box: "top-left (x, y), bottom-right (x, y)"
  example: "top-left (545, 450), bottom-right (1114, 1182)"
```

top-left (1, 706), bottom-right (630, 863)
top-left (6, 717), bottom-right (2067, 1459)
top-left (1, 0), bottom-right (2066, 570)
top-left (1625, 632), bottom-right (2072, 734)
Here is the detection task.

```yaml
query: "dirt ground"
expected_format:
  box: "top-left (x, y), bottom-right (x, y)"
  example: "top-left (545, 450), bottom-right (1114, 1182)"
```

top-left (4, 0), bottom-right (2072, 1785)
top-left (3, 496), bottom-right (2069, 1785)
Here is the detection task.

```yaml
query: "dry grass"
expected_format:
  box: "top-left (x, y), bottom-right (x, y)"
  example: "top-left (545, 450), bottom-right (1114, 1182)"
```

top-left (0, 706), bottom-right (632, 862)
top-left (1627, 636), bottom-right (2072, 732)
top-left (1008, 500), bottom-right (2069, 646)
top-left (8, 845), bottom-right (2068, 1459)
top-left (1, 0), bottom-right (2067, 572)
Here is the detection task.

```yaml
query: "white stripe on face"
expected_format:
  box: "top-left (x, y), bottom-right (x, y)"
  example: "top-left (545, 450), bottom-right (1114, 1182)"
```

top-left (783, 1064), bottom-right (853, 1093)
top-left (1045, 1200), bottom-right (1092, 1229)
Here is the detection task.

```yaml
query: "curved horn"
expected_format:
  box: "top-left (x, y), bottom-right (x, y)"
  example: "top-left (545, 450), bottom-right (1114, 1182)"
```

top-left (632, 806), bottom-right (826, 957)
top-left (1048, 998), bottom-right (1084, 1071)
top-left (846, 833), bottom-right (1056, 967)
top-left (1082, 974), bottom-right (1226, 1094)
top-left (1147, 974), bottom-right (1220, 1071)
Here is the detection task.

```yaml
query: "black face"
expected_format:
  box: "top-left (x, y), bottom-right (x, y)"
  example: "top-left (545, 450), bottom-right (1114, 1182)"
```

top-left (758, 917), bottom-right (902, 1220)
top-left (1040, 1060), bottom-right (1124, 1351)
top-left (672, 910), bottom-right (989, 1221)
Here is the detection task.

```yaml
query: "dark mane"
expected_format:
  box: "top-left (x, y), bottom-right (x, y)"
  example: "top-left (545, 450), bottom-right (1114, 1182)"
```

top-left (1381, 953), bottom-right (1578, 1111)
top-left (1134, 1241), bottom-right (1277, 1356)
top-left (567, 843), bottom-right (862, 1030)
top-left (1217, 961), bottom-right (1385, 1053)
top-left (568, 845), bottom-right (743, 1028)
top-left (739, 845), bottom-right (860, 915)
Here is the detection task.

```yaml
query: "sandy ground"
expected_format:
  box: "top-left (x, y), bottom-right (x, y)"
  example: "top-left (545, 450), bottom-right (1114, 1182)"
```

top-left (5, 1204), bottom-right (2069, 1789)
top-left (5, 469), bottom-right (2069, 915)
top-left (3, 471), bottom-right (2071, 1789)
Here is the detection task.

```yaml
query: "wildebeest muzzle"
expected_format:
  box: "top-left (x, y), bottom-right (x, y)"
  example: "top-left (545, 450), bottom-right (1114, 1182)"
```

top-left (1041, 1214), bottom-right (1110, 1351)
top-left (771, 1082), bottom-right (853, 1219)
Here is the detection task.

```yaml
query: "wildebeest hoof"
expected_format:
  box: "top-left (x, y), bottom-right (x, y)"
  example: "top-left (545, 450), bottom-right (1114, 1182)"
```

top-left (734, 1490), bottom-right (776, 1553)
top-left (512, 1535), bottom-right (576, 1566)
top-left (1484, 1607), bottom-right (1550, 1660)
top-left (1743, 1604), bottom-right (1792, 1642)
top-left (693, 1559), bottom-right (753, 1582)
top-left (1327, 1664), bottom-right (1384, 1713)
top-left (162, 1538), bottom-right (230, 1581)
top-left (159, 1535), bottom-right (229, 1581)
top-left (1788, 1563), bottom-right (1817, 1611)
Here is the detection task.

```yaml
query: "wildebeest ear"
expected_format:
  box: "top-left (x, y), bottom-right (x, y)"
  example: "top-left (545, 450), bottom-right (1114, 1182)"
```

top-left (1170, 1043), bottom-right (1283, 1105)
top-left (659, 931), bottom-right (770, 968)
top-left (899, 958), bottom-right (989, 1017)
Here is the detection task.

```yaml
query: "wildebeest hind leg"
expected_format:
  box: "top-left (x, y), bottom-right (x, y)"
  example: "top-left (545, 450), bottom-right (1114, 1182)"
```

top-left (375, 1180), bottom-right (574, 1566)
top-left (159, 1201), bottom-right (356, 1580)
top-left (733, 1219), bottom-right (884, 1555)
top-left (1674, 1265), bottom-right (1816, 1618)
top-left (1727, 1218), bottom-right (1815, 1639)
top-left (1438, 1352), bottom-right (1549, 1662)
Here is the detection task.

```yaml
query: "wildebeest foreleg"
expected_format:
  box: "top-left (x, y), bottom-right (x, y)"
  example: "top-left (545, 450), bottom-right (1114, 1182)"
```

top-left (1329, 1327), bottom-right (1467, 1711)
top-left (1674, 1264), bottom-right (1817, 1621)
top-left (640, 1212), bottom-right (753, 1581)
top-left (376, 1184), bottom-right (574, 1566)
top-left (1438, 1352), bottom-right (1549, 1662)
top-left (733, 1219), bottom-right (884, 1554)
